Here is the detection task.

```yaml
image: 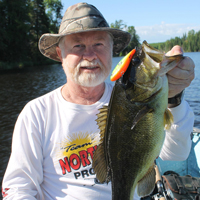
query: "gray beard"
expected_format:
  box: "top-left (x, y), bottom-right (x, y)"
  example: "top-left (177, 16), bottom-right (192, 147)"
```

top-left (73, 70), bottom-right (109, 87)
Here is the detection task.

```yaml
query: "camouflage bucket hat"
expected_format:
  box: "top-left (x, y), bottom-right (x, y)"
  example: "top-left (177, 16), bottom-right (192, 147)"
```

top-left (39, 2), bottom-right (132, 62)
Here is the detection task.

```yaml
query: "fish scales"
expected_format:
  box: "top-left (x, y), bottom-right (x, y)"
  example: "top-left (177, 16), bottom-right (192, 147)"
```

top-left (107, 80), bottom-right (166, 200)
top-left (93, 41), bottom-right (184, 200)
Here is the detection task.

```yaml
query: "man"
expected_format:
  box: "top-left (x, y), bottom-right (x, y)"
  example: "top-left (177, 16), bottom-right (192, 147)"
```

top-left (2, 2), bottom-right (195, 200)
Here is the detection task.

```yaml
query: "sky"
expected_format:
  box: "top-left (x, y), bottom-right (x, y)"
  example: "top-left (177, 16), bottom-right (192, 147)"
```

top-left (61, 0), bottom-right (200, 43)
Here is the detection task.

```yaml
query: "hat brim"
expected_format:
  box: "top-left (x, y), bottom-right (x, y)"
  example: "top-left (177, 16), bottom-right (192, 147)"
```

top-left (39, 28), bottom-right (132, 62)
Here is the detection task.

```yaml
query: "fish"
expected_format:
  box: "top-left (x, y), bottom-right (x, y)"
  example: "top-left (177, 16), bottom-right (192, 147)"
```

top-left (92, 41), bottom-right (184, 200)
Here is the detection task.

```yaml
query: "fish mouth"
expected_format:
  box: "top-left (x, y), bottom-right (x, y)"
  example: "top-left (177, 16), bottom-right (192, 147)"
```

top-left (119, 48), bottom-right (142, 90)
top-left (118, 42), bottom-right (162, 89)
top-left (118, 40), bottom-right (184, 91)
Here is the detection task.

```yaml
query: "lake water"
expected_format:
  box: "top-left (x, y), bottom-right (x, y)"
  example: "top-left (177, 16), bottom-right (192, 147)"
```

top-left (0, 52), bottom-right (200, 186)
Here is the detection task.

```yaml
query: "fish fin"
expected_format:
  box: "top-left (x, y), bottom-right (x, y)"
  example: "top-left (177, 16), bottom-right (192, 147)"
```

top-left (93, 105), bottom-right (110, 183)
top-left (164, 108), bottom-right (174, 130)
top-left (131, 106), bottom-right (153, 130)
top-left (92, 143), bottom-right (108, 183)
top-left (158, 55), bottom-right (184, 76)
top-left (137, 164), bottom-right (156, 197)
top-left (95, 105), bottom-right (109, 140)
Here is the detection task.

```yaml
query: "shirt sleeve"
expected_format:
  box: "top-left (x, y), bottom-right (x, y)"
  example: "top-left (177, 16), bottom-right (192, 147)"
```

top-left (159, 100), bottom-right (194, 161)
top-left (2, 102), bottom-right (44, 200)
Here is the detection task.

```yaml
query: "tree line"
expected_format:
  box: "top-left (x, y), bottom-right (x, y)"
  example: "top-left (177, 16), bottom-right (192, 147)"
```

top-left (0, 2), bottom-right (199, 70)
top-left (0, 0), bottom-right (63, 70)
top-left (150, 30), bottom-right (200, 53)
top-left (111, 20), bottom-right (200, 54)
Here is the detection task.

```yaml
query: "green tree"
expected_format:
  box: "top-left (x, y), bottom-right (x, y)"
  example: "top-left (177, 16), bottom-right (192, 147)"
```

top-left (29, 0), bottom-right (50, 63)
top-left (187, 30), bottom-right (195, 52)
top-left (196, 31), bottom-right (200, 52)
top-left (0, 0), bottom-right (31, 63)
top-left (110, 20), bottom-right (140, 56)
top-left (44, 0), bottom-right (63, 33)
top-left (110, 19), bottom-right (127, 30)
top-left (182, 33), bottom-right (187, 41)
top-left (121, 26), bottom-right (140, 56)
top-left (0, 0), bottom-right (63, 69)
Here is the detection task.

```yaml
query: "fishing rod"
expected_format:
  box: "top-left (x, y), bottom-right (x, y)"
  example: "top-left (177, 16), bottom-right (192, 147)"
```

top-left (152, 164), bottom-right (174, 200)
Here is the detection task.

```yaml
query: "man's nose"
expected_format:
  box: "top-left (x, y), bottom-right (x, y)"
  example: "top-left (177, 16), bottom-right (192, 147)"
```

top-left (82, 46), bottom-right (97, 61)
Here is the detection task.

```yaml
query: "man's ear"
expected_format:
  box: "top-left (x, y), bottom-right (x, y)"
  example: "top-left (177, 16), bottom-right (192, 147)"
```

top-left (56, 46), bottom-right (63, 62)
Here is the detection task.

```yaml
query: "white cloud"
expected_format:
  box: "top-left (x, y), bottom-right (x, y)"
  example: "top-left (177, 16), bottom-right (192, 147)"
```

top-left (135, 22), bottom-right (200, 43)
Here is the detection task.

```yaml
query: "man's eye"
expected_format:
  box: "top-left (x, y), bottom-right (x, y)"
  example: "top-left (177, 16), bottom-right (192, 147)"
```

top-left (74, 44), bottom-right (82, 48)
top-left (95, 43), bottom-right (103, 46)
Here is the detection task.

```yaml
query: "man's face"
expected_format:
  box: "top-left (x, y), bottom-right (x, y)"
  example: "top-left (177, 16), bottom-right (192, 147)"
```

top-left (57, 31), bottom-right (113, 87)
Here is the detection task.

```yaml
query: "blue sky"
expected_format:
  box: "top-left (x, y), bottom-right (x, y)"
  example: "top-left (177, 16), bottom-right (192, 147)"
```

top-left (61, 0), bottom-right (200, 43)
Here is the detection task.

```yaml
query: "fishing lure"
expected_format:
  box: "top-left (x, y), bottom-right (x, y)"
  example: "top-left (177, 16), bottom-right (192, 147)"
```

top-left (110, 49), bottom-right (136, 81)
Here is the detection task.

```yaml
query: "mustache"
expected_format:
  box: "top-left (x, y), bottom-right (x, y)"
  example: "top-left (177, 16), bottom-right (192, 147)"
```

top-left (77, 60), bottom-right (104, 69)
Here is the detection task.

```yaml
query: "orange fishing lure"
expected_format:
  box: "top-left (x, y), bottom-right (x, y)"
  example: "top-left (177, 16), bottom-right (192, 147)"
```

top-left (110, 49), bottom-right (136, 81)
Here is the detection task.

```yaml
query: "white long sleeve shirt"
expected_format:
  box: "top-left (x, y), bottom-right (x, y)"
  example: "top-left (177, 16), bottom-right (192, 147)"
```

top-left (2, 83), bottom-right (194, 200)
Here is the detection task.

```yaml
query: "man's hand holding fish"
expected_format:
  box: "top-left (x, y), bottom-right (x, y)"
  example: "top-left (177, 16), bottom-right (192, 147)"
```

top-left (166, 45), bottom-right (195, 105)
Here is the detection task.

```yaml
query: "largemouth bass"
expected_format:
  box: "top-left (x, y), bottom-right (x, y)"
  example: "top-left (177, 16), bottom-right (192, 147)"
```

top-left (92, 41), bottom-right (184, 200)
